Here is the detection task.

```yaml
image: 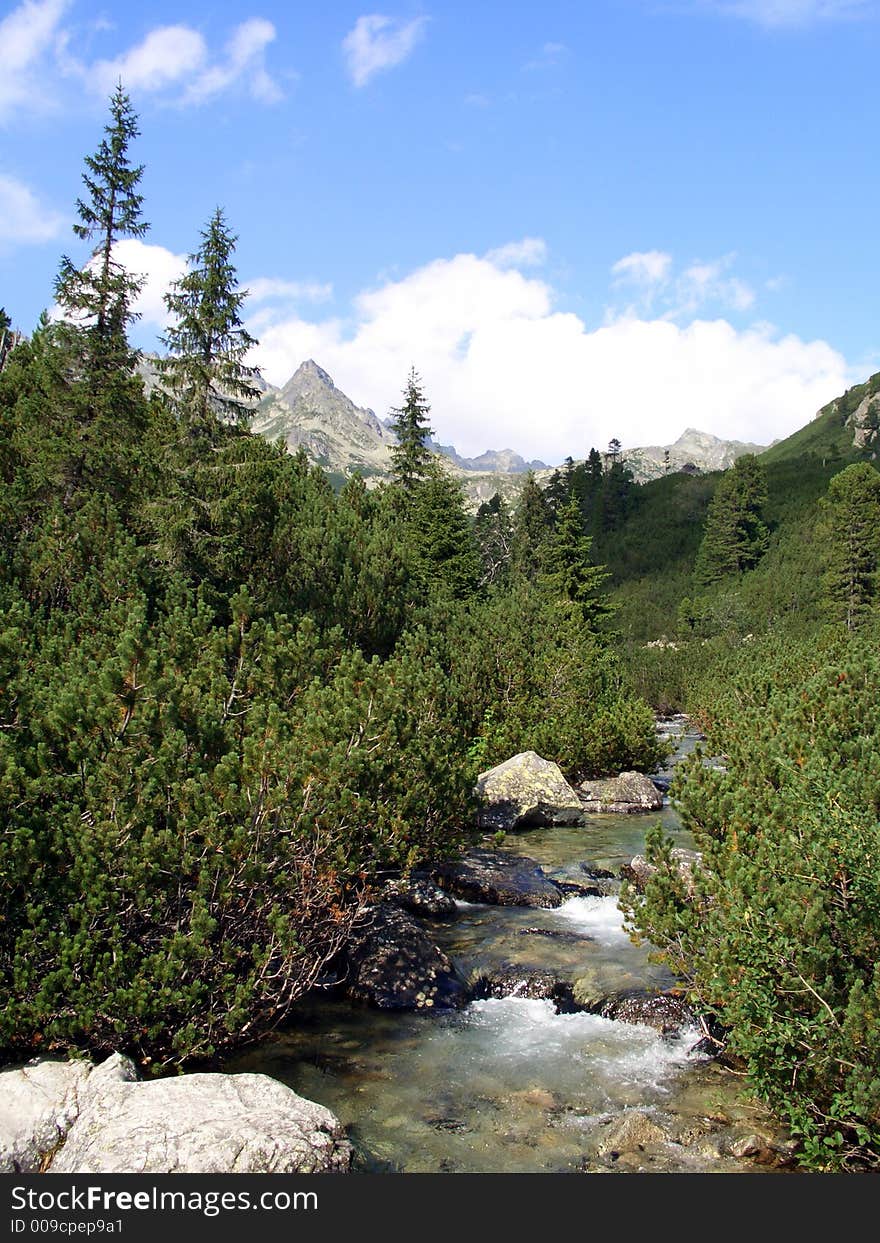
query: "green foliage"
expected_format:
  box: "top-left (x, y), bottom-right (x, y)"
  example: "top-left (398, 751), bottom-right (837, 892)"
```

top-left (0, 102), bottom-right (686, 1073)
top-left (54, 85), bottom-right (147, 371)
top-left (542, 496), bottom-right (611, 628)
top-left (473, 492), bottom-right (514, 589)
top-left (159, 208), bottom-right (260, 437)
top-left (694, 454), bottom-right (769, 586)
top-left (818, 462), bottom-right (880, 632)
top-left (404, 469), bottom-right (481, 599)
top-left (624, 630), bottom-right (880, 1169)
top-left (388, 368), bottom-right (435, 491)
top-left (425, 584), bottom-right (665, 780)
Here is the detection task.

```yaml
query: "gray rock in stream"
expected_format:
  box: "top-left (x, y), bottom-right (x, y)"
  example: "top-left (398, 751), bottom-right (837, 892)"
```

top-left (0, 1059), bottom-right (92, 1172)
top-left (475, 751), bottom-right (585, 830)
top-left (51, 1054), bottom-right (351, 1173)
top-left (1, 1053), bottom-right (351, 1174)
top-left (621, 848), bottom-right (703, 897)
top-left (578, 771), bottom-right (663, 813)
top-left (342, 904), bottom-right (468, 1011)
top-left (381, 876), bottom-right (458, 918)
top-left (590, 989), bottom-right (697, 1037)
top-left (431, 850), bottom-right (564, 909)
top-left (471, 968), bottom-right (579, 1012)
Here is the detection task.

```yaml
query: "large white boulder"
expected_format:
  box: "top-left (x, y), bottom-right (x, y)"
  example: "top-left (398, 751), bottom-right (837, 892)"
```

top-left (0, 1060), bottom-right (91, 1173)
top-left (0, 1052), bottom-right (351, 1174)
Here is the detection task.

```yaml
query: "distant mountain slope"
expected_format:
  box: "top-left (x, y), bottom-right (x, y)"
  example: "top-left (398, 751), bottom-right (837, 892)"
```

top-left (760, 371), bottom-right (880, 465)
top-left (624, 428), bottom-right (767, 481)
top-left (141, 353), bottom-right (773, 503)
top-left (428, 439), bottom-right (548, 474)
top-left (252, 360), bottom-right (394, 479)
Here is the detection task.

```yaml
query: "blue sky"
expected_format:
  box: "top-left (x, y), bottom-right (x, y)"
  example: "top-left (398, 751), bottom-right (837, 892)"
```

top-left (2, 0), bottom-right (879, 460)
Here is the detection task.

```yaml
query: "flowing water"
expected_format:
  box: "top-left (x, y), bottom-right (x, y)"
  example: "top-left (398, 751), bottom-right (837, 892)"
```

top-left (226, 720), bottom-right (785, 1172)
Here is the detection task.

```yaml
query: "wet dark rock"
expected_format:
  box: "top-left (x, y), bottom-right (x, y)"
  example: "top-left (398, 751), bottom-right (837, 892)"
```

top-left (431, 849), bottom-right (564, 909)
top-left (381, 876), bottom-right (457, 918)
top-left (578, 771), bottom-right (664, 814)
top-left (579, 864), bottom-right (616, 880)
top-left (342, 905), bottom-right (468, 1012)
top-left (555, 880), bottom-right (603, 898)
top-left (590, 989), bottom-right (697, 1036)
top-left (427, 1117), bottom-right (469, 1134)
top-left (471, 968), bottom-right (579, 1013)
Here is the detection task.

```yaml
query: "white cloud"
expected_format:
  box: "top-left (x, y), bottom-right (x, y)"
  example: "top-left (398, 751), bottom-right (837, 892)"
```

top-left (248, 245), bottom-right (850, 461)
top-left (109, 239), bottom-right (187, 329)
top-left (485, 238), bottom-right (548, 268)
top-left (0, 172), bottom-right (65, 244)
top-left (60, 16), bottom-right (282, 107)
top-left (674, 255), bottom-right (756, 314)
top-left (0, 0), bottom-right (69, 120)
top-left (342, 14), bottom-right (428, 87)
top-left (693, 1), bottom-right (873, 26)
top-left (610, 250), bottom-right (755, 318)
top-left (51, 238), bottom-right (186, 332)
top-left (183, 17), bottom-right (282, 106)
top-left (88, 26), bottom-right (206, 97)
top-left (612, 250), bottom-right (672, 286)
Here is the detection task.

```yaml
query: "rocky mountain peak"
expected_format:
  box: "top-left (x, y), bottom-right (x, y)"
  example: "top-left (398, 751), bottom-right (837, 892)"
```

top-left (281, 359), bottom-right (344, 402)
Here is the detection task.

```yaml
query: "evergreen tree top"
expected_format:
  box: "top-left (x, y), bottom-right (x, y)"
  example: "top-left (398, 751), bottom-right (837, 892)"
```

top-left (159, 207), bottom-right (260, 437)
top-left (389, 367), bottom-right (436, 491)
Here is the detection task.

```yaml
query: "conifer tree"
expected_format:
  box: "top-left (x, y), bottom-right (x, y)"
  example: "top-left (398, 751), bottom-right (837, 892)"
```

top-left (408, 471), bottom-right (480, 598)
top-left (694, 454), bottom-right (769, 586)
top-left (544, 495), bottom-right (611, 628)
top-left (820, 462), bottom-right (880, 631)
top-left (55, 84), bottom-right (147, 369)
top-left (473, 492), bottom-right (514, 588)
top-left (512, 470), bottom-right (552, 577)
top-left (159, 208), bottom-right (260, 437)
top-left (389, 368), bottom-right (435, 491)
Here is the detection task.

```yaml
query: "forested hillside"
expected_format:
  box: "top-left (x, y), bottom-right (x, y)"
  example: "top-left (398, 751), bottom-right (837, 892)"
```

top-left (0, 91), bottom-right (659, 1071)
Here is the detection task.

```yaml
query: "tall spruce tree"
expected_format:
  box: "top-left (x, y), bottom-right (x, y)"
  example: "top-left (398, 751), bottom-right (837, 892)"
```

top-left (512, 470), bottom-right (552, 578)
top-left (55, 83), bottom-right (147, 369)
top-left (544, 495), bottom-right (611, 628)
top-left (159, 208), bottom-right (260, 437)
top-left (694, 453), bottom-right (769, 586)
top-left (389, 368), bottom-right (435, 491)
top-left (820, 462), bottom-right (880, 631)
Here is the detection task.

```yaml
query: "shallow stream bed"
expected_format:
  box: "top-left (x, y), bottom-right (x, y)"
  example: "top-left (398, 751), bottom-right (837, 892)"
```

top-left (225, 720), bottom-right (790, 1173)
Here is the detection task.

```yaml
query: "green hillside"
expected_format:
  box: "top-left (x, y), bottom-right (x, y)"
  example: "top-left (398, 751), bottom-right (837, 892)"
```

top-left (759, 371), bottom-right (880, 465)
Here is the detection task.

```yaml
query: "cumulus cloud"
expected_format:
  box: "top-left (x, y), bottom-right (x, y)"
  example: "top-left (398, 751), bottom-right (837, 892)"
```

top-left (247, 277), bottom-right (334, 305)
top-left (248, 245), bottom-right (849, 461)
top-left (0, 0), bottom-right (69, 121)
top-left (484, 238), bottom-right (548, 268)
top-left (50, 238), bottom-right (186, 333)
top-left (58, 15), bottom-right (282, 107)
top-left (182, 18), bottom-right (282, 106)
top-left (111, 239), bottom-right (187, 328)
top-left (691, 1), bottom-right (873, 26)
top-left (87, 26), bottom-right (206, 97)
top-left (0, 173), bottom-right (65, 245)
top-left (610, 250), bottom-right (755, 318)
top-left (342, 14), bottom-right (428, 87)
top-left (612, 250), bottom-right (672, 286)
